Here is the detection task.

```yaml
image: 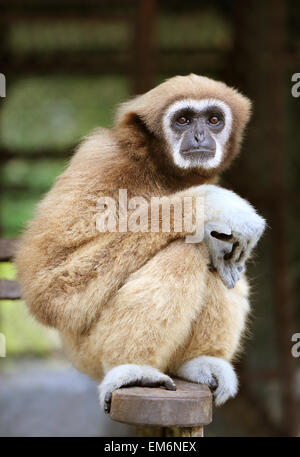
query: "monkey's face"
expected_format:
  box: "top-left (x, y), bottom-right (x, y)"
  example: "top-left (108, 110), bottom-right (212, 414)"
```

top-left (162, 98), bottom-right (233, 172)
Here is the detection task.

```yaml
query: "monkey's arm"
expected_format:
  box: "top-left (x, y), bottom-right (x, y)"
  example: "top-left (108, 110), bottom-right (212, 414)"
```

top-left (16, 220), bottom-right (193, 335)
top-left (15, 179), bottom-right (204, 335)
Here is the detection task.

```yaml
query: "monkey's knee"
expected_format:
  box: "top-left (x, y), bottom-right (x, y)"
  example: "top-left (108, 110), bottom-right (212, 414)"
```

top-left (98, 242), bottom-right (208, 368)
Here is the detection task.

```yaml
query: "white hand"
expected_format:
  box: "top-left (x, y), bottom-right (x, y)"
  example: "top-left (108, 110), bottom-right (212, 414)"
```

top-left (201, 186), bottom-right (266, 288)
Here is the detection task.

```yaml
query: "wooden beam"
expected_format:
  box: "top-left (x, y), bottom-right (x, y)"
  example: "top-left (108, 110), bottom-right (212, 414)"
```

top-left (132, 0), bottom-right (157, 94)
top-left (0, 148), bottom-right (72, 161)
top-left (0, 280), bottom-right (21, 300)
top-left (0, 49), bottom-right (228, 78)
top-left (0, 238), bottom-right (18, 261)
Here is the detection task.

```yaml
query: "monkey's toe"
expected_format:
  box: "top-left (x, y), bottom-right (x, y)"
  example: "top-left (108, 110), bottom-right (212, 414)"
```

top-left (104, 392), bottom-right (112, 414)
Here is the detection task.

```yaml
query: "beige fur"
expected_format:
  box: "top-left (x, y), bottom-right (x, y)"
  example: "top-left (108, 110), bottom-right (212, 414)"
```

top-left (61, 242), bottom-right (249, 381)
top-left (15, 74), bottom-right (254, 400)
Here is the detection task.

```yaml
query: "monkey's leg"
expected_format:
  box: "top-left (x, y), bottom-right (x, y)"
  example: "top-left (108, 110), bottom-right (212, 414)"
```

top-left (170, 273), bottom-right (250, 405)
top-left (64, 240), bottom-right (209, 412)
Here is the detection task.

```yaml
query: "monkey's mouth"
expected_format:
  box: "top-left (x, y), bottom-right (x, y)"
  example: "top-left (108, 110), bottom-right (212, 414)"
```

top-left (181, 148), bottom-right (216, 159)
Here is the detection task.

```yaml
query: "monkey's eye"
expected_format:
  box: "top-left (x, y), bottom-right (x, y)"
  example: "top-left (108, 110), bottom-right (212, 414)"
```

top-left (208, 114), bottom-right (221, 125)
top-left (176, 116), bottom-right (190, 126)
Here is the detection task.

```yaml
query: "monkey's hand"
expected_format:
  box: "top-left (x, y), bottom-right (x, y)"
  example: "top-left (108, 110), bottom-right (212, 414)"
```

top-left (98, 364), bottom-right (176, 414)
top-left (202, 185), bottom-right (266, 288)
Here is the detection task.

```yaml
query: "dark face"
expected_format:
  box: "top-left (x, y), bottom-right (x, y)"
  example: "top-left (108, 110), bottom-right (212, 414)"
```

top-left (170, 106), bottom-right (225, 161)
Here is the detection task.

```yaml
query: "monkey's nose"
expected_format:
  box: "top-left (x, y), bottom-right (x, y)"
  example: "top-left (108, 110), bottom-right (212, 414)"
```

top-left (194, 131), bottom-right (205, 143)
top-left (198, 133), bottom-right (216, 151)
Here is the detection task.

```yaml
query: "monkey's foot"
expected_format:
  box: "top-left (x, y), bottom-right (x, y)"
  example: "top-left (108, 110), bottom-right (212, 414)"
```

top-left (98, 364), bottom-right (176, 413)
top-left (204, 218), bottom-right (265, 289)
top-left (176, 356), bottom-right (238, 406)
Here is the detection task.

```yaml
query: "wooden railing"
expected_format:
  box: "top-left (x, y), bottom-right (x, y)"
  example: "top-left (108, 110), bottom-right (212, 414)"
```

top-left (0, 238), bottom-right (20, 300)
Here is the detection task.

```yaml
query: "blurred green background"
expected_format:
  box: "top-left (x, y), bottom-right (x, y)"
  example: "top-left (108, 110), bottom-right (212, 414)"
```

top-left (0, 0), bottom-right (299, 437)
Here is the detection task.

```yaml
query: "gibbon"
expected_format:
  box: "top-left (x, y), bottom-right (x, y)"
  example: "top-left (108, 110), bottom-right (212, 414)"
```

top-left (15, 74), bottom-right (265, 411)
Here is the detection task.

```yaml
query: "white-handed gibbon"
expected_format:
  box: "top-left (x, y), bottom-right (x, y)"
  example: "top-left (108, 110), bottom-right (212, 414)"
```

top-left (15, 74), bottom-right (265, 411)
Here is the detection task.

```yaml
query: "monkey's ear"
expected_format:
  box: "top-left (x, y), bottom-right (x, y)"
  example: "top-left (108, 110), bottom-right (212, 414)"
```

top-left (118, 111), bottom-right (141, 127)
top-left (114, 111), bottom-right (153, 160)
top-left (116, 111), bottom-right (151, 138)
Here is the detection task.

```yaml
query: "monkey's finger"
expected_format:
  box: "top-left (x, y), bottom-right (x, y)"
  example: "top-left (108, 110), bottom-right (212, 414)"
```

top-left (237, 263), bottom-right (245, 273)
top-left (224, 241), bottom-right (240, 262)
top-left (227, 264), bottom-right (241, 286)
top-left (104, 391), bottom-right (112, 414)
top-left (231, 230), bottom-right (261, 265)
top-left (230, 236), bottom-right (249, 263)
top-left (211, 231), bottom-right (233, 242)
top-left (206, 221), bottom-right (232, 237)
top-left (208, 238), bottom-right (233, 266)
top-left (239, 236), bottom-right (259, 264)
top-left (209, 375), bottom-right (218, 392)
top-left (217, 263), bottom-right (234, 288)
top-left (230, 266), bottom-right (241, 284)
top-left (163, 378), bottom-right (177, 391)
top-left (219, 263), bottom-right (240, 289)
top-left (138, 376), bottom-right (176, 391)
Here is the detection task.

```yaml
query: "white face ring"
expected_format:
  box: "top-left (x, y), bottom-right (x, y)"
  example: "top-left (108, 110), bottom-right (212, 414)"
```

top-left (162, 98), bottom-right (233, 170)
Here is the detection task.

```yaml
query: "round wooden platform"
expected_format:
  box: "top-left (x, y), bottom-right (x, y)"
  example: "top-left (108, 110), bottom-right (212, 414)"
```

top-left (109, 378), bottom-right (212, 428)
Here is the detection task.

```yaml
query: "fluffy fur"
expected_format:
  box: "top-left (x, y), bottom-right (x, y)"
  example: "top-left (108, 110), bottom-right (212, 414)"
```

top-left (15, 74), bottom-right (263, 407)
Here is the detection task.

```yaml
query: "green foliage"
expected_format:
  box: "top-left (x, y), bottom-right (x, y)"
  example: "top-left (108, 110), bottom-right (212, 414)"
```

top-left (0, 262), bottom-right (16, 280)
top-left (1, 76), bottom-right (129, 153)
top-left (1, 159), bottom-right (66, 191)
top-left (0, 300), bottom-right (60, 357)
top-left (1, 190), bottom-right (40, 237)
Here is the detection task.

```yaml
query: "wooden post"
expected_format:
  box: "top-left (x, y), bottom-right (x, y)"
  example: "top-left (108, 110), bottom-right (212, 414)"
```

top-left (110, 378), bottom-right (212, 437)
top-left (132, 0), bottom-right (157, 94)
